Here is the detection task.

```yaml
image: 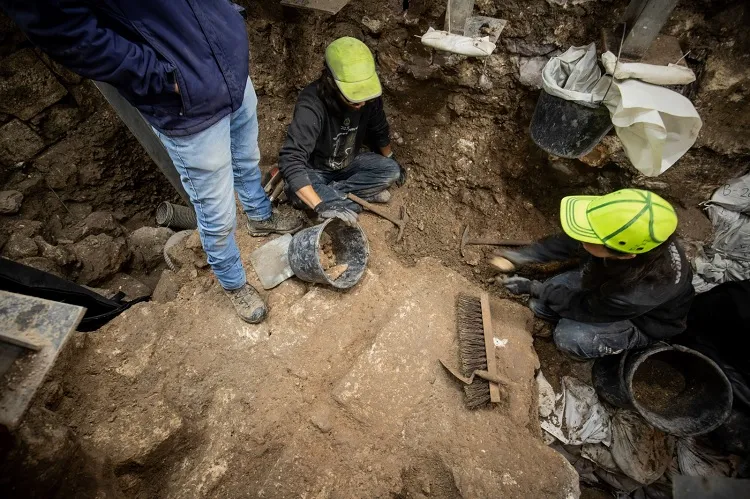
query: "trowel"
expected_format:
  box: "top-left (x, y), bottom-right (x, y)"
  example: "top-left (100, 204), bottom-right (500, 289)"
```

top-left (250, 234), bottom-right (294, 290)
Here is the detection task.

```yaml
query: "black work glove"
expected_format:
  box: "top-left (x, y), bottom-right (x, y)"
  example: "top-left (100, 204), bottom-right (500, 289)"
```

top-left (314, 201), bottom-right (358, 227)
top-left (389, 155), bottom-right (407, 187)
top-left (501, 275), bottom-right (538, 295)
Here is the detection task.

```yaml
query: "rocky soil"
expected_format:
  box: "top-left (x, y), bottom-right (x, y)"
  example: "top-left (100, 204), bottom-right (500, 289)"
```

top-left (3, 219), bottom-right (579, 498)
top-left (1, 0), bottom-right (749, 497)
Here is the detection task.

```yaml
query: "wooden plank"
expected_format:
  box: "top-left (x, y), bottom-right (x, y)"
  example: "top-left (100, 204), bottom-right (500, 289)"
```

top-left (480, 293), bottom-right (501, 403)
top-left (620, 0), bottom-right (679, 58)
top-left (0, 291), bottom-right (85, 428)
top-left (280, 0), bottom-right (351, 15)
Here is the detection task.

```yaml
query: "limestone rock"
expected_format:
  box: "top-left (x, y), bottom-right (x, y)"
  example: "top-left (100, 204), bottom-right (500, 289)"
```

top-left (503, 38), bottom-right (557, 57)
top-left (30, 104), bottom-right (84, 141)
top-left (0, 49), bottom-right (67, 120)
top-left (0, 189), bottom-right (23, 214)
top-left (103, 273), bottom-right (152, 300)
top-left (4, 233), bottom-right (39, 259)
top-left (34, 236), bottom-right (75, 267)
top-left (128, 227), bottom-right (174, 271)
top-left (517, 56), bottom-right (548, 89)
top-left (152, 269), bottom-right (181, 303)
top-left (64, 211), bottom-right (122, 242)
top-left (71, 234), bottom-right (129, 285)
top-left (0, 120), bottom-right (45, 166)
top-left (90, 397), bottom-right (183, 467)
top-left (19, 257), bottom-right (62, 276)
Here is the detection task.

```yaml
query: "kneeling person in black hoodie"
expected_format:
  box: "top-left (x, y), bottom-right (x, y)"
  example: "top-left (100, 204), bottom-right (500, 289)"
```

top-left (278, 37), bottom-right (406, 225)
top-left (494, 189), bottom-right (694, 360)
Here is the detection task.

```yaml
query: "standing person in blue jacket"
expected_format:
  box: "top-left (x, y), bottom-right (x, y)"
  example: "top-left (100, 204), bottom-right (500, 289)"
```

top-left (1, 0), bottom-right (302, 324)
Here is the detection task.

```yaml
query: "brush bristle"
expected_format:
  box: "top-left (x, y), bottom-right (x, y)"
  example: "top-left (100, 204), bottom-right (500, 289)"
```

top-left (456, 294), bottom-right (490, 409)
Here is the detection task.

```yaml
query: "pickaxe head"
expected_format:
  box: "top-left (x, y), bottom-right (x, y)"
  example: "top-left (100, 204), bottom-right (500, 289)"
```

top-left (460, 226), bottom-right (470, 258)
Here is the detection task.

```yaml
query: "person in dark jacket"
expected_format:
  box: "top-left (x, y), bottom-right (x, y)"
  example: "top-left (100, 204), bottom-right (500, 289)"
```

top-left (1, 0), bottom-right (302, 324)
top-left (278, 37), bottom-right (406, 224)
top-left (493, 189), bottom-right (694, 360)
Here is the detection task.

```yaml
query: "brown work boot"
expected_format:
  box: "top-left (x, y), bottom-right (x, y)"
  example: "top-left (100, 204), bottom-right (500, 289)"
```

top-left (247, 208), bottom-right (303, 237)
top-left (224, 283), bottom-right (267, 324)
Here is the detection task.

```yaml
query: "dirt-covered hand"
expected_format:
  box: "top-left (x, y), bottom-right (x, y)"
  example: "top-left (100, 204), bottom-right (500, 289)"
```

top-left (391, 156), bottom-right (407, 187)
top-left (315, 202), bottom-right (358, 226)
top-left (501, 275), bottom-right (534, 295)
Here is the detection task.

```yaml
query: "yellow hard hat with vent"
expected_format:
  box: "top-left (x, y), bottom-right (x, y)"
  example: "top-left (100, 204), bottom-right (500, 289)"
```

top-left (560, 189), bottom-right (678, 254)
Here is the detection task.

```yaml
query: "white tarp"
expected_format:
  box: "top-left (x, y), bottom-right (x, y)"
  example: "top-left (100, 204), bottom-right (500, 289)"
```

top-left (693, 174), bottom-right (750, 292)
top-left (601, 51), bottom-right (696, 86)
top-left (542, 43), bottom-right (601, 105)
top-left (594, 77), bottom-right (703, 177)
top-left (540, 44), bottom-right (702, 177)
top-left (539, 374), bottom-right (612, 446)
top-left (420, 28), bottom-right (496, 57)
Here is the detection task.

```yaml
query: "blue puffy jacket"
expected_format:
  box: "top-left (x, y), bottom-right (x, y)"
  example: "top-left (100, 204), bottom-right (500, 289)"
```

top-left (0, 0), bottom-right (249, 136)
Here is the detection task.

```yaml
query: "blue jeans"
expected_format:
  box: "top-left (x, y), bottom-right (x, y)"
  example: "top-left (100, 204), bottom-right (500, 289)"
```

top-left (529, 271), bottom-right (652, 360)
top-left (153, 78), bottom-right (271, 291)
top-left (286, 152), bottom-right (401, 212)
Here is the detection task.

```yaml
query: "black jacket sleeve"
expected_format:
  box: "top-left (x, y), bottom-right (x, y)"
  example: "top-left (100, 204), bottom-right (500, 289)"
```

top-left (365, 97), bottom-right (390, 150)
top-left (503, 233), bottom-right (583, 266)
top-left (531, 280), bottom-right (657, 324)
top-left (278, 92), bottom-right (324, 193)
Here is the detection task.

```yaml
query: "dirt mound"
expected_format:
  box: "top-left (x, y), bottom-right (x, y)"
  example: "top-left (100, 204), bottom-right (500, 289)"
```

top-left (5, 218), bottom-right (578, 498)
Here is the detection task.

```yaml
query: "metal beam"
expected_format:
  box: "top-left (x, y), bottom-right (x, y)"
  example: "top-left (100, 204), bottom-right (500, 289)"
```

top-left (620, 0), bottom-right (680, 59)
top-left (94, 82), bottom-right (190, 204)
top-left (445, 0), bottom-right (475, 35)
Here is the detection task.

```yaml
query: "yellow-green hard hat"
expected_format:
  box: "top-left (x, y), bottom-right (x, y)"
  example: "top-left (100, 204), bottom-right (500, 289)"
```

top-left (325, 37), bottom-right (382, 103)
top-left (560, 189), bottom-right (678, 254)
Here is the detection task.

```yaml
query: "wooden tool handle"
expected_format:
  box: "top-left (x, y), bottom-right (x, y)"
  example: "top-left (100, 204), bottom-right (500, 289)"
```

top-left (481, 292), bottom-right (502, 404)
top-left (347, 193), bottom-right (399, 225)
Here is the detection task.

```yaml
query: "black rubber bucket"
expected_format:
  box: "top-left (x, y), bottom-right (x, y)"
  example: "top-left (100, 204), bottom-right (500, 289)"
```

top-left (593, 344), bottom-right (733, 437)
top-left (529, 90), bottom-right (613, 159)
top-left (156, 201), bottom-right (198, 230)
top-left (288, 219), bottom-right (369, 290)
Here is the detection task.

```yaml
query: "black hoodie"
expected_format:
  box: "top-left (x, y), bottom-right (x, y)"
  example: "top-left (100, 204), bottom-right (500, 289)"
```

top-left (514, 234), bottom-right (695, 339)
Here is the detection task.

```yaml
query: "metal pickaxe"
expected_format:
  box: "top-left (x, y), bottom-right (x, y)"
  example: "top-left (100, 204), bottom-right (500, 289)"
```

top-left (460, 226), bottom-right (531, 257)
top-left (347, 193), bottom-right (408, 242)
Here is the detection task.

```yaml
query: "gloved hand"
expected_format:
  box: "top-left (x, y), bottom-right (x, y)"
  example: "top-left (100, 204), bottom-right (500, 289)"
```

top-left (501, 275), bottom-right (535, 295)
top-left (390, 155), bottom-right (407, 187)
top-left (314, 201), bottom-right (358, 226)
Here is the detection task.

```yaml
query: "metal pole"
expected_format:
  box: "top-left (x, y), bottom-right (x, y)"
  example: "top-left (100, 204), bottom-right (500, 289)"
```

top-left (620, 0), bottom-right (680, 59)
top-left (93, 82), bottom-right (190, 204)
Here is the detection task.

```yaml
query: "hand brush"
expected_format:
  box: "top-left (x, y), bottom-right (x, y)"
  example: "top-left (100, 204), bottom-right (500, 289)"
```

top-left (455, 292), bottom-right (502, 409)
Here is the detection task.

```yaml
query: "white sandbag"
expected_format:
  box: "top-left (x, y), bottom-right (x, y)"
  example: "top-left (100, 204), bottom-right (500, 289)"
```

top-left (542, 43), bottom-right (601, 104)
top-left (677, 437), bottom-right (734, 477)
top-left (582, 443), bottom-right (621, 474)
top-left (601, 51), bottom-right (696, 85)
top-left (540, 376), bottom-right (612, 446)
top-left (537, 371), bottom-right (556, 418)
top-left (594, 76), bottom-right (702, 176)
top-left (610, 410), bottom-right (675, 485)
top-left (420, 27), bottom-right (495, 57)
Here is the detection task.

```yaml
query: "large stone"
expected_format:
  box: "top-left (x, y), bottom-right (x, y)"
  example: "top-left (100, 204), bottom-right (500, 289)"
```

top-left (128, 226), bottom-right (174, 271)
top-left (0, 119), bottom-right (45, 166)
top-left (89, 397), bottom-right (183, 468)
top-left (151, 269), bottom-right (181, 303)
top-left (30, 104), bottom-right (83, 141)
top-left (517, 56), bottom-right (549, 89)
top-left (103, 273), bottom-right (152, 300)
top-left (0, 48), bottom-right (68, 120)
top-left (0, 189), bottom-right (23, 214)
top-left (71, 234), bottom-right (129, 285)
top-left (32, 139), bottom-right (80, 190)
top-left (34, 236), bottom-right (75, 267)
top-left (3, 233), bottom-right (39, 259)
